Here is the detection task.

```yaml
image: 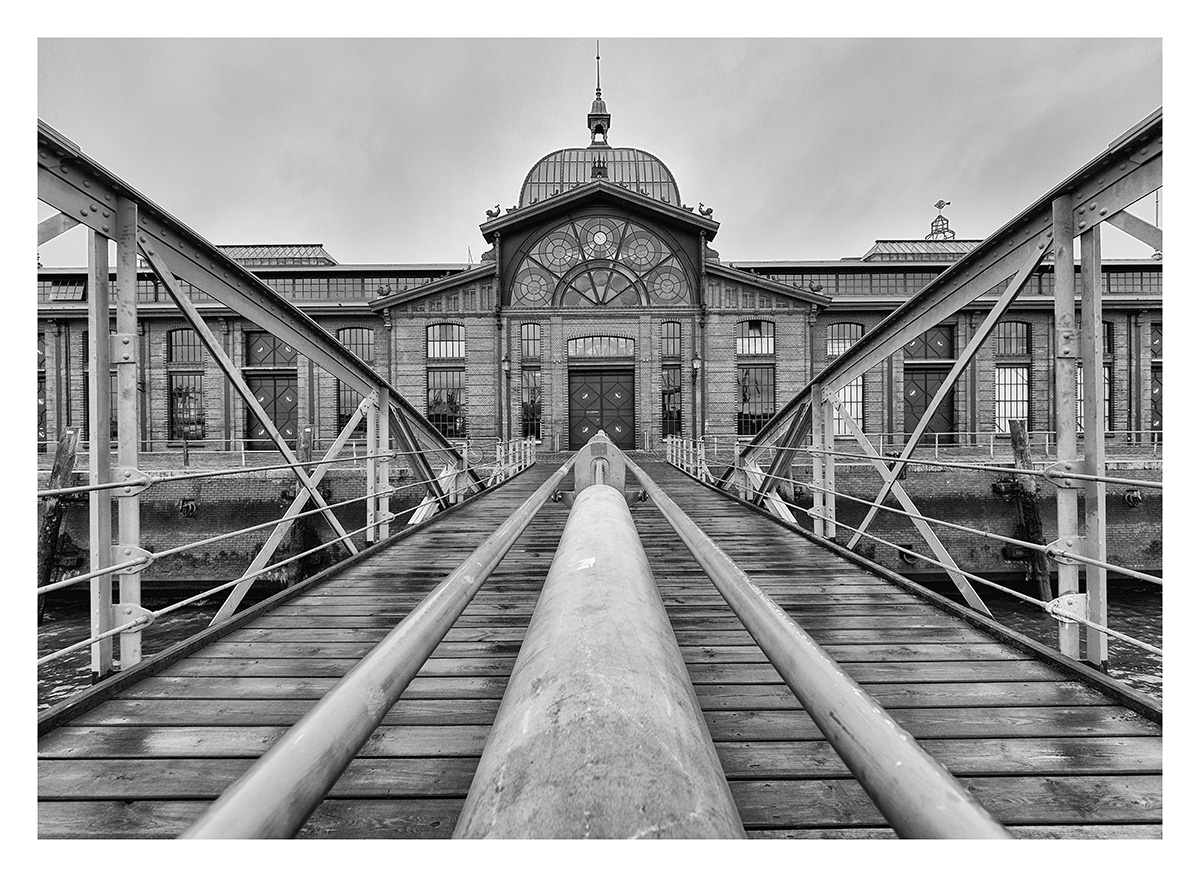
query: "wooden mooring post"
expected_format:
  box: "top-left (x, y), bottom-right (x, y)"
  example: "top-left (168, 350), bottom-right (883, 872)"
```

top-left (1009, 419), bottom-right (1052, 602)
top-left (37, 429), bottom-right (79, 623)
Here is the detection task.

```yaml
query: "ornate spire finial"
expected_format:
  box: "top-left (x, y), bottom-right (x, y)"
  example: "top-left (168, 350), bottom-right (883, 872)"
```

top-left (588, 40), bottom-right (611, 148)
top-left (926, 200), bottom-right (956, 240)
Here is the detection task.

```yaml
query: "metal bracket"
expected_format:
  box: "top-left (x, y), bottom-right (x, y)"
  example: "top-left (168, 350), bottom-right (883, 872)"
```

top-left (1055, 328), bottom-right (1077, 360)
top-left (625, 489), bottom-right (648, 508)
top-left (109, 333), bottom-right (138, 364)
top-left (114, 544), bottom-right (155, 574)
top-left (551, 490), bottom-right (575, 510)
top-left (115, 467), bottom-right (153, 496)
top-left (1042, 460), bottom-right (1085, 490)
top-left (113, 602), bottom-right (156, 632)
top-left (1045, 592), bottom-right (1086, 625)
top-left (1045, 536), bottom-right (1080, 563)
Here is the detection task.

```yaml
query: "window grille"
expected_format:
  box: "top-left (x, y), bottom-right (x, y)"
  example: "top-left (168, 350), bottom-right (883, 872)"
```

top-left (737, 365), bottom-right (775, 435)
top-left (427, 323), bottom-right (466, 359)
top-left (566, 336), bottom-right (635, 358)
top-left (521, 369), bottom-right (542, 439)
top-left (336, 328), bottom-right (374, 437)
top-left (994, 322), bottom-right (1031, 432)
top-left (826, 323), bottom-right (863, 358)
top-left (428, 368), bottom-right (466, 438)
top-left (661, 322), bottom-right (681, 358)
top-left (521, 324), bottom-right (542, 360)
top-left (737, 321), bottom-right (775, 357)
top-left (662, 366), bottom-right (682, 437)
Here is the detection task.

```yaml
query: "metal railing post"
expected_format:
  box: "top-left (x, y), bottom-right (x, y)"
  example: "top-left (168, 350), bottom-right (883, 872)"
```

top-left (1052, 194), bottom-right (1082, 658)
top-left (377, 388), bottom-right (391, 540)
top-left (86, 228), bottom-right (115, 679)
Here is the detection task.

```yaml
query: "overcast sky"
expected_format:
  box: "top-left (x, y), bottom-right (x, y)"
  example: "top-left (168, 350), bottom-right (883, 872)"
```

top-left (36, 37), bottom-right (1162, 268)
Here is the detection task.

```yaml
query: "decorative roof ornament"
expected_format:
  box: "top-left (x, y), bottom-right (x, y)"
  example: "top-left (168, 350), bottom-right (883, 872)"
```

top-left (925, 199), bottom-right (956, 241)
top-left (588, 41), bottom-right (611, 148)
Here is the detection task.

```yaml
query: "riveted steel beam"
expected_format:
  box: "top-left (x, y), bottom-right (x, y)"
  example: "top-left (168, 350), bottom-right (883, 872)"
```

top-left (37, 212), bottom-right (79, 245)
top-left (37, 121), bottom-right (463, 487)
top-left (1105, 209), bottom-right (1162, 252)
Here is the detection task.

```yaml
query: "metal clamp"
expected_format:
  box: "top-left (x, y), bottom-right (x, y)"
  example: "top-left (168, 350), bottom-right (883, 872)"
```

top-left (109, 333), bottom-right (138, 363)
top-left (114, 545), bottom-right (155, 574)
top-left (1045, 536), bottom-right (1080, 563)
top-left (113, 602), bottom-right (156, 632)
top-left (1045, 592), bottom-right (1086, 625)
top-left (1042, 460), bottom-right (1084, 490)
top-left (115, 466), bottom-right (153, 496)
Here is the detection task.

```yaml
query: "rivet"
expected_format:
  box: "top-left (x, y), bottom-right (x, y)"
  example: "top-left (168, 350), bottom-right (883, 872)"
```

top-left (101, 225), bottom-right (109, 233)
top-left (79, 209), bottom-right (88, 217)
top-left (1141, 147), bottom-right (1148, 155)
top-left (1089, 203), bottom-right (1097, 210)
top-left (60, 164), bottom-right (69, 174)
top-left (1079, 221), bottom-right (1086, 228)
top-left (1099, 209), bottom-right (1108, 216)
top-left (125, 547), bottom-right (132, 555)
top-left (104, 193), bottom-right (111, 201)
top-left (90, 205), bottom-right (97, 212)
top-left (38, 150), bottom-right (47, 159)
top-left (139, 236), bottom-right (147, 244)
top-left (1078, 207), bottom-right (1086, 215)
top-left (83, 179), bottom-right (91, 188)
top-left (123, 338), bottom-right (130, 345)
top-left (1120, 163), bottom-right (1127, 170)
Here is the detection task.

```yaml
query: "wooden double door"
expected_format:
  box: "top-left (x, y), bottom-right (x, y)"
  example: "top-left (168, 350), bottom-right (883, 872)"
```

top-left (568, 368), bottom-right (635, 450)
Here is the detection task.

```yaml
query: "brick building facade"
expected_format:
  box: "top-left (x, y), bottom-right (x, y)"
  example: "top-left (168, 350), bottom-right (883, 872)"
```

top-left (36, 94), bottom-right (1163, 457)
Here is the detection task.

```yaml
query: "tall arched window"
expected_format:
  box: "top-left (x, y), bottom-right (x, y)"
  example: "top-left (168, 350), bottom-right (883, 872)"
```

top-left (520, 324), bottom-right (542, 439)
top-left (427, 323), bottom-right (466, 438)
top-left (336, 327), bottom-right (374, 437)
top-left (737, 320), bottom-right (775, 435)
top-left (1075, 320), bottom-right (1114, 433)
top-left (168, 328), bottom-right (205, 441)
top-left (827, 323), bottom-right (864, 435)
top-left (994, 321), bottom-right (1030, 433)
top-left (661, 322), bottom-right (682, 437)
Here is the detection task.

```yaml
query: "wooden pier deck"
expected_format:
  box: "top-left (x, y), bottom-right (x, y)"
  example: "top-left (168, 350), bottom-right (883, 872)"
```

top-left (37, 457), bottom-right (1162, 839)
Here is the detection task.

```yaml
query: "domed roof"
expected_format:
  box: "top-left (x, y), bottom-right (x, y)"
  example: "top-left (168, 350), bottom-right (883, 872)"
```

top-left (519, 147), bottom-right (682, 208)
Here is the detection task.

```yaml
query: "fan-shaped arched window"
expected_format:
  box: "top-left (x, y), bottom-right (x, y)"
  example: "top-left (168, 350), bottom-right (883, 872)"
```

top-left (511, 214), bottom-right (692, 308)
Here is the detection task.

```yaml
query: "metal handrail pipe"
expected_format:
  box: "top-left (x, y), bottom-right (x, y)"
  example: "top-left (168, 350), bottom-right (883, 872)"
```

top-left (774, 470), bottom-right (1165, 588)
top-left (37, 511), bottom-right (399, 667)
top-left (36, 486), bottom-right (400, 596)
top-left (457, 447), bottom-right (743, 838)
top-left (624, 454), bottom-right (1012, 838)
top-left (36, 451), bottom-right (423, 498)
top-left (793, 446), bottom-right (1163, 490)
top-left (179, 455), bottom-right (576, 838)
top-left (819, 519), bottom-right (1163, 657)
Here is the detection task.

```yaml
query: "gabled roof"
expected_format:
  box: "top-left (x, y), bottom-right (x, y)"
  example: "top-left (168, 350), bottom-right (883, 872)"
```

top-left (218, 244), bottom-right (338, 266)
top-left (480, 179), bottom-right (719, 241)
top-left (370, 264), bottom-right (496, 311)
top-left (860, 240), bottom-right (981, 262)
top-left (706, 262), bottom-right (832, 307)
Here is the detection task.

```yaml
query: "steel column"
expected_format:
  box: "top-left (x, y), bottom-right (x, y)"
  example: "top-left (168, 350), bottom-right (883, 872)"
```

top-left (141, 245), bottom-right (361, 558)
top-left (366, 394), bottom-right (378, 542)
top-left (377, 388), bottom-right (391, 540)
top-left (1080, 227), bottom-right (1108, 669)
top-left (810, 386), bottom-right (827, 536)
top-left (1052, 194), bottom-right (1081, 658)
top-left (86, 230), bottom-right (114, 678)
top-left (820, 387), bottom-right (836, 539)
top-left (114, 197), bottom-right (144, 666)
top-left (845, 240), bottom-right (1048, 551)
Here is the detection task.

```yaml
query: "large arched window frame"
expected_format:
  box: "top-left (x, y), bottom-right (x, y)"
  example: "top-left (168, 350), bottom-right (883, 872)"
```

top-left (509, 212), bottom-right (694, 309)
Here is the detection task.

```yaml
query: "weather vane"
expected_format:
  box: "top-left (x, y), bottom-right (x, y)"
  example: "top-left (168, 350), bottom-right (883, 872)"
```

top-left (926, 200), bottom-right (955, 241)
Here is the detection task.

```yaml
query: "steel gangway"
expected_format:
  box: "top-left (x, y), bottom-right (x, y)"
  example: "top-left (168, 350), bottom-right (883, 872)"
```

top-left (37, 435), bottom-right (1161, 839)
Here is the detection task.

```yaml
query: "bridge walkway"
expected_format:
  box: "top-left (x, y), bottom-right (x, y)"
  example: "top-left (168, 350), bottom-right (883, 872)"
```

top-left (37, 457), bottom-right (1162, 839)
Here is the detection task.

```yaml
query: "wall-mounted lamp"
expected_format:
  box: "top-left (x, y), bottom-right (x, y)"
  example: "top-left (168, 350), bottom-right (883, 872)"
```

top-left (691, 355), bottom-right (702, 372)
top-left (501, 356), bottom-right (511, 375)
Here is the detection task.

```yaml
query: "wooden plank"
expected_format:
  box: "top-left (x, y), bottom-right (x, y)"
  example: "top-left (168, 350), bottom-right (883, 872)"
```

top-left (687, 660), bottom-right (1065, 685)
top-left (66, 698), bottom-right (502, 727)
top-left (40, 755), bottom-right (480, 798)
top-left (728, 775), bottom-right (1162, 827)
top-left (694, 680), bottom-right (1116, 710)
top-left (715, 737), bottom-right (1162, 778)
top-left (117, 675), bottom-right (510, 701)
